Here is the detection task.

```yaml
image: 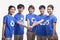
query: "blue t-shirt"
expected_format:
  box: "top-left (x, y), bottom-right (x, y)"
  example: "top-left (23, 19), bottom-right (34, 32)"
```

top-left (36, 14), bottom-right (47, 36)
top-left (14, 13), bottom-right (24, 35)
top-left (26, 13), bottom-right (37, 32)
top-left (45, 15), bottom-right (57, 36)
top-left (3, 14), bottom-right (15, 38)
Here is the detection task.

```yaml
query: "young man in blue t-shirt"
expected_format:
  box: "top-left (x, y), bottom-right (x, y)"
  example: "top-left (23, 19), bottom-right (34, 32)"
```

top-left (14, 4), bottom-right (27, 40)
top-left (45, 5), bottom-right (58, 40)
top-left (2, 5), bottom-right (16, 40)
top-left (36, 5), bottom-right (47, 40)
top-left (26, 5), bottom-right (37, 40)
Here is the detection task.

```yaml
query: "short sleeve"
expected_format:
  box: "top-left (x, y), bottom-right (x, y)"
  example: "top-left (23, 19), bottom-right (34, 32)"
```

top-left (52, 16), bottom-right (57, 23)
top-left (3, 16), bottom-right (7, 23)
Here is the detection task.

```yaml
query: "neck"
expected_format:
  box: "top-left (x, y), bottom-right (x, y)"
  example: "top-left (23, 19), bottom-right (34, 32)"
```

top-left (49, 13), bottom-right (52, 16)
top-left (29, 12), bottom-right (33, 14)
top-left (18, 11), bottom-right (22, 13)
top-left (18, 12), bottom-right (21, 14)
top-left (41, 13), bottom-right (44, 16)
top-left (8, 13), bottom-right (12, 16)
top-left (30, 13), bottom-right (33, 14)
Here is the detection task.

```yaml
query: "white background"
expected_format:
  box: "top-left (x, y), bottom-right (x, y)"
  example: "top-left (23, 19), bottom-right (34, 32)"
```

top-left (0, 0), bottom-right (60, 40)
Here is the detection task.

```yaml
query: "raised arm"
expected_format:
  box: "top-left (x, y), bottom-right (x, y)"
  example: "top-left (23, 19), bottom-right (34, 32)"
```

top-left (17, 20), bottom-right (27, 28)
top-left (31, 19), bottom-right (44, 28)
top-left (27, 19), bottom-right (44, 30)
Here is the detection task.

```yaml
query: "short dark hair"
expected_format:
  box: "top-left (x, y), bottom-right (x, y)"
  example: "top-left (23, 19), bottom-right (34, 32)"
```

top-left (39, 5), bottom-right (45, 10)
top-left (47, 5), bottom-right (54, 10)
top-left (8, 5), bottom-right (16, 10)
top-left (17, 4), bottom-right (25, 9)
top-left (28, 5), bottom-right (35, 10)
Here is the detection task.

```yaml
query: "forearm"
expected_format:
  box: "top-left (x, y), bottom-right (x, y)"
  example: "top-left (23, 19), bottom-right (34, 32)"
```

top-left (2, 23), bottom-right (6, 36)
top-left (27, 19), bottom-right (30, 26)
top-left (53, 23), bottom-right (56, 34)
top-left (31, 21), bottom-right (37, 28)
top-left (17, 21), bottom-right (27, 27)
top-left (21, 23), bottom-right (27, 27)
top-left (31, 19), bottom-right (44, 28)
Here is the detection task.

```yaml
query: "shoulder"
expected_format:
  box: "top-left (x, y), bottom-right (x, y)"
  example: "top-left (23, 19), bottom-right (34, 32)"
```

top-left (52, 15), bottom-right (57, 19)
top-left (14, 13), bottom-right (18, 17)
top-left (33, 14), bottom-right (37, 16)
top-left (21, 14), bottom-right (24, 17)
top-left (3, 15), bottom-right (8, 18)
top-left (26, 14), bottom-right (30, 17)
top-left (45, 14), bottom-right (48, 16)
top-left (26, 14), bottom-right (30, 16)
top-left (36, 15), bottom-right (39, 18)
top-left (37, 14), bottom-right (41, 17)
top-left (43, 14), bottom-right (48, 17)
top-left (53, 15), bottom-right (57, 18)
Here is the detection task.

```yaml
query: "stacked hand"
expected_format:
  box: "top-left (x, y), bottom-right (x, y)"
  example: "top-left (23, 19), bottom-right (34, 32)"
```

top-left (25, 26), bottom-right (33, 30)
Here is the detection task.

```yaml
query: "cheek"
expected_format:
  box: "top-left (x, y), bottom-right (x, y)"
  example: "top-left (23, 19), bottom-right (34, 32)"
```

top-left (29, 10), bottom-right (33, 12)
top-left (20, 9), bottom-right (23, 12)
top-left (41, 9), bottom-right (44, 11)
top-left (10, 10), bottom-right (15, 13)
top-left (47, 10), bottom-right (52, 14)
top-left (9, 10), bottom-right (12, 12)
top-left (40, 10), bottom-right (44, 13)
top-left (13, 10), bottom-right (15, 12)
top-left (31, 10), bottom-right (34, 12)
top-left (47, 10), bottom-right (51, 12)
top-left (47, 9), bottom-right (53, 12)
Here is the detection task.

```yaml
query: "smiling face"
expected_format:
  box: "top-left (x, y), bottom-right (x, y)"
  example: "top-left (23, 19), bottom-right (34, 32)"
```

top-left (17, 4), bottom-right (25, 13)
top-left (8, 6), bottom-right (16, 15)
top-left (47, 7), bottom-right (53, 15)
top-left (28, 8), bottom-right (34, 14)
top-left (47, 5), bottom-right (54, 15)
top-left (39, 8), bottom-right (45, 15)
top-left (18, 7), bottom-right (24, 13)
top-left (28, 5), bottom-right (35, 14)
top-left (39, 5), bottom-right (45, 15)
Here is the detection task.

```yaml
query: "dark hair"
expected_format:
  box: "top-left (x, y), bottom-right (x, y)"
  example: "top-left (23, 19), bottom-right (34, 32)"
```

top-left (39, 5), bottom-right (45, 10)
top-left (17, 4), bottom-right (25, 9)
top-left (28, 5), bottom-right (35, 10)
top-left (47, 5), bottom-right (54, 10)
top-left (8, 5), bottom-right (16, 10)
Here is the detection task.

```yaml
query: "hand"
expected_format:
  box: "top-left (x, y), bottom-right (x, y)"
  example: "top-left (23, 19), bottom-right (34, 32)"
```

top-left (27, 26), bottom-right (33, 30)
top-left (2, 35), bottom-right (5, 40)
top-left (50, 34), bottom-right (54, 40)
top-left (51, 32), bottom-right (55, 40)
top-left (19, 20), bottom-right (22, 22)
top-left (40, 19), bottom-right (44, 22)
top-left (25, 26), bottom-right (28, 28)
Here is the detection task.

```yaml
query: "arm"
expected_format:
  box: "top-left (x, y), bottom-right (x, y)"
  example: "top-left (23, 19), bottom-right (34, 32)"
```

top-left (52, 17), bottom-right (57, 35)
top-left (17, 20), bottom-right (27, 28)
top-left (2, 23), bottom-right (6, 39)
top-left (51, 22), bottom-right (57, 39)
top-left (27, 19), bottom-right (30, 26)
top-left (53, 22), bottom-right (56, 34)
top-left (26, 19), bottom-right (32, 30)
top-left (27, 19), bottom-right (44, 30)
top-left (31, 19), bottom-right (44, 28)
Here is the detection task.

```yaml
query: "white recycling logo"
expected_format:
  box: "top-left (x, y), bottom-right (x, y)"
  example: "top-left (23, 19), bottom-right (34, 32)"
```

top-left (10, 20), bottom-right (15, 27)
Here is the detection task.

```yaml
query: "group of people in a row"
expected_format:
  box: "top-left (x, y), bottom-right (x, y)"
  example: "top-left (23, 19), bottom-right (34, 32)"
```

top-left (2, 4), bottom-right (58, 40)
